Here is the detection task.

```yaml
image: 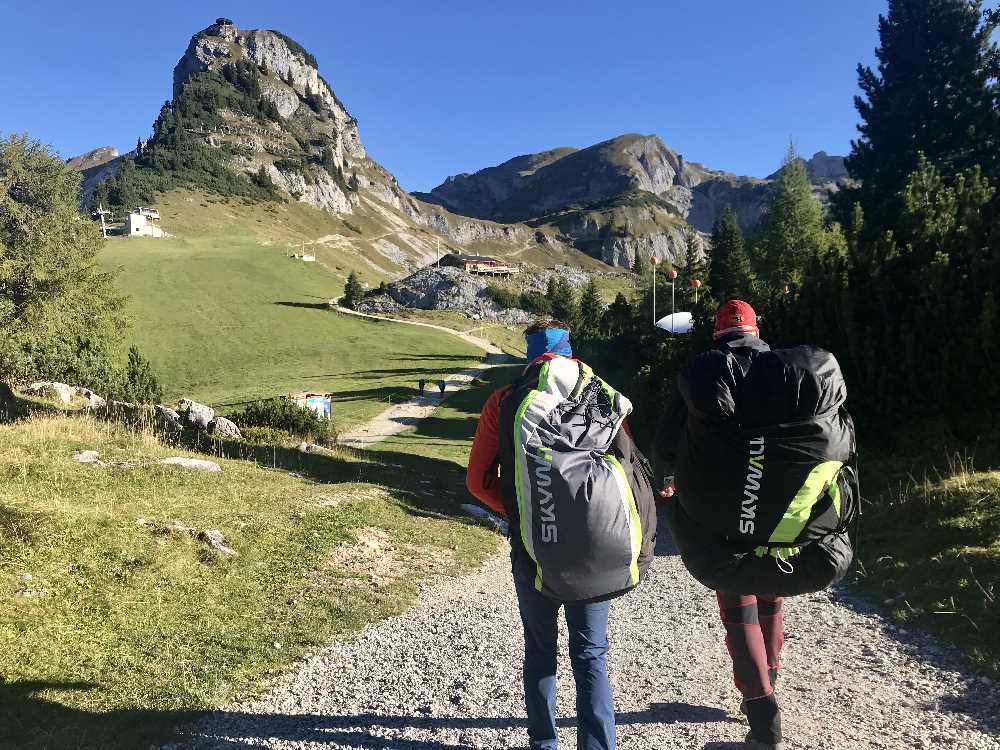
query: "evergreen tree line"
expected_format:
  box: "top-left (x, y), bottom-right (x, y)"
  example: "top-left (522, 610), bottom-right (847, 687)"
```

top-left (577, 0), bottom-right (1000, 425)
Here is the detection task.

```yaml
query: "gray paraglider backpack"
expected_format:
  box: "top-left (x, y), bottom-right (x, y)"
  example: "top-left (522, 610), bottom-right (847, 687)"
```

top-left (498, 356), bottom-right (656, 603)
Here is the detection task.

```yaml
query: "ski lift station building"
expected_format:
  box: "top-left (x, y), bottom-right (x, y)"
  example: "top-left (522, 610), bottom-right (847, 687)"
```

top-left (125, 207), bottom-right (164, 238)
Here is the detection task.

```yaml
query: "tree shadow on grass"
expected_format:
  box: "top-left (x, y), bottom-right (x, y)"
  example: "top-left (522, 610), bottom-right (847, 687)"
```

top-left (175, 430), bottom-right (480, 527)
top-left (273, 301), bottom-right (331, 311)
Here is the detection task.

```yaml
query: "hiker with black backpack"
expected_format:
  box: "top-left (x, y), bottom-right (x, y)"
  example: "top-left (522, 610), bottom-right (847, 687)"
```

top-left (654, 300), bottom-right (859, 750)
top-left (466, 319), bottom-right (657, 750)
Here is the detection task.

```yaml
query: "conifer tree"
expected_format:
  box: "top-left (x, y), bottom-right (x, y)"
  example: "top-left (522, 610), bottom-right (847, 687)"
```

top-left (545, 276), bottom-right (559, 302)
top-left (601, 292), bottom-right (633, 338)
top-left (678, 227), bottom-right (708, 302)
top-left (549, 278), bottom-right (580, 331)
top-left (753, 146), bottom-right (828, 288)
top-left (578, 278), bottom-right (604, 339)
top-left (343, 271), bottom-right (364, 310)
top-left (116, 345), bottom-right (163, 404)
top-left (707, 207), bottom-right (756, 302)
top-left (844, 0), bottom-right (1000, 218)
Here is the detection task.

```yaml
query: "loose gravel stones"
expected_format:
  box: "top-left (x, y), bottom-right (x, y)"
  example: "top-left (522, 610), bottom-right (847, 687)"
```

top-left (174, 530), bottom-right (1000, 750)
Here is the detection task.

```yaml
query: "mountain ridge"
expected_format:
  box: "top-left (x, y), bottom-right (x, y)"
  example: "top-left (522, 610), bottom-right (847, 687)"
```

top-left (75, 18), bottom-right (848, 273)
top-left (76, 18), bottom-right (603, 276)
top-left (417, 134), bottom-right (846, 231)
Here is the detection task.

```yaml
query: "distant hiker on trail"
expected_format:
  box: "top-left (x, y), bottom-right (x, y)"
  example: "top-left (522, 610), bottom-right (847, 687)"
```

top-left (466, 319), bottom-right (657, 750)
top-left (653, 300), bottom-right (859, 750)
top-left (418, 379), bottom-right (426, 395)
top-left (438, 380), bottom-right (447, 395)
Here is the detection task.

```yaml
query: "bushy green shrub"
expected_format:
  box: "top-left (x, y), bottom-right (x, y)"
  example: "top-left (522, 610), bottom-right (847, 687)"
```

top-left (519, 290), bottom-right (553, 316)
top-left (232, 398), bottom-right (337, 445)
top-left (485, 285), bottom-right (519, 309)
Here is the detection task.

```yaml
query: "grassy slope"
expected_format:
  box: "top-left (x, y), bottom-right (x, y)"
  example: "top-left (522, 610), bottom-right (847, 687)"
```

top-left (853, 419), bottom-right (1000, 676)
top-left (859, 470), bottom-right (999, 675)
top-left (0, 408), bottom-right (500, 750)
top-left (101, 231), bottom-right (481, 429)
top-left (152, 190), bottom-right (611, 289)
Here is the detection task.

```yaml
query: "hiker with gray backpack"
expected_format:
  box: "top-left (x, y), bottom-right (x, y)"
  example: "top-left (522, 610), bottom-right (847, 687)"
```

top-left (466, 319), bottom-right (657, 750)
top-left (654, 300), bottom-right (860, 750)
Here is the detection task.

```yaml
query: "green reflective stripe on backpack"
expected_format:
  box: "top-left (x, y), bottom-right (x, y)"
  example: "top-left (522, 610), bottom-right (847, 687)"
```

top-left (767, 460), bottom-right (844, 545)
top-left (571, 362), bottom-right (594, 399)
top-left (829, 473), bottom-right (842, 517)
top-left (513, 360), bottom-right (553, 584)
top-left (606, 454), bottom-right (642, 585)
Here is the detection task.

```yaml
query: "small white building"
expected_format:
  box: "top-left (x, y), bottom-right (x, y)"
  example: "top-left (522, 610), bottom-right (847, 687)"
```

top-left (125, 207), bottom-right (164, 238)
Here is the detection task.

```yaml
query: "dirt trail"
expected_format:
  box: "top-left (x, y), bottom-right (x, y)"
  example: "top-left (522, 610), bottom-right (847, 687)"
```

top-left (334, 306), bottom-right (508, 449)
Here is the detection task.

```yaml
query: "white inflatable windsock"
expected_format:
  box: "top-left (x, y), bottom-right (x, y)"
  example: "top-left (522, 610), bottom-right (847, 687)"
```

top-left (655, 311), bottom-right (693, 334)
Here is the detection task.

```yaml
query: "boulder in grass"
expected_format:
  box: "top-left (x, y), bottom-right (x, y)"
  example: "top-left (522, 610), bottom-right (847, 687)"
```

top-left (154, 405), bottom-right (184, 433)
top-left (73, 387), bottom-right (107, 409)
top-left (198, 529), bottom-right (239, 559)
top-left (27, 382), bottom-right (73, 405)
top-left (159, 456), bottom-right (221, 472)
top-left (207, 416), bottom-right (242, 440)
top-left (177, 399), bottom-right (215, 429)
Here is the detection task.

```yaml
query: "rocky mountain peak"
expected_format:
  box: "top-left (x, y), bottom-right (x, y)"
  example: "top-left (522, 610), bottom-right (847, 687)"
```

top-left (417, 132), bottom-right (716, 225)
top-left (172, 19), bottom-right (364, 157)
top-left (155, 19), bottom-right (405, 213)
top-left (804, 151), bottom-right (848, 181)
top-left (66, 146), bottom-right (119, 172)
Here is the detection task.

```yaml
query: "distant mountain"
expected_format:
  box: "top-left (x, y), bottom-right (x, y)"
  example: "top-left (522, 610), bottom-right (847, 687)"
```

top-left (415, 136), bottom-right (848, 267)
top-left (66, 146), bottom-right (119, 172)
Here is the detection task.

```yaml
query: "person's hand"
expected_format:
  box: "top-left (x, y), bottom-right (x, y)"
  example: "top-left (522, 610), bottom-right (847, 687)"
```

top-left (658, 479), bottom-right (675, 498)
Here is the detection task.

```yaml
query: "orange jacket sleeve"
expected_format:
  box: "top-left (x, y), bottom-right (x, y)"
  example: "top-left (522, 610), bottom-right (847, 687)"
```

top-left (465, 385), bottom-right (511, 517)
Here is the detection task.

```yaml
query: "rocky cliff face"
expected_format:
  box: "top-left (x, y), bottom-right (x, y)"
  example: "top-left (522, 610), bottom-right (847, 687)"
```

top-left (803, 151), bottom-right (848, 181)
top-left (165, 19), bottom-right (406, 215)
top-left (69, 147), bottom-right (123, 208)
top-left (66, 147), bottom-right (119, 172)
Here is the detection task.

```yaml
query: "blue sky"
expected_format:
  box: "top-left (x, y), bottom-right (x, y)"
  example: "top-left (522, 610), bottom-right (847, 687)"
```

top-left (0, 1), bottom-right (884, 191)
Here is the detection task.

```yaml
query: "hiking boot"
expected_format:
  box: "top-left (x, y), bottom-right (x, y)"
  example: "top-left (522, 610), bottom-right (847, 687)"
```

top-left (739, 670), bottom-right (779, 715)
top-left (743, 694), bottom-right (782, 748)
top-left (745, 731), bottom-right (785, 750)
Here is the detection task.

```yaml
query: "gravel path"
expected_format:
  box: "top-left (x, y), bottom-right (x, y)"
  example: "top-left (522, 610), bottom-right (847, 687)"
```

top-left (174, 523), bottom-right (1000, 750)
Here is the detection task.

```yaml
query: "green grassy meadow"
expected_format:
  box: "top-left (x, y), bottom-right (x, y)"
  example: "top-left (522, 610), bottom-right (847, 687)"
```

top-left (0, 408), bottom-right (500, 750)
top-left (101, 232), bottom-right (481, 429)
